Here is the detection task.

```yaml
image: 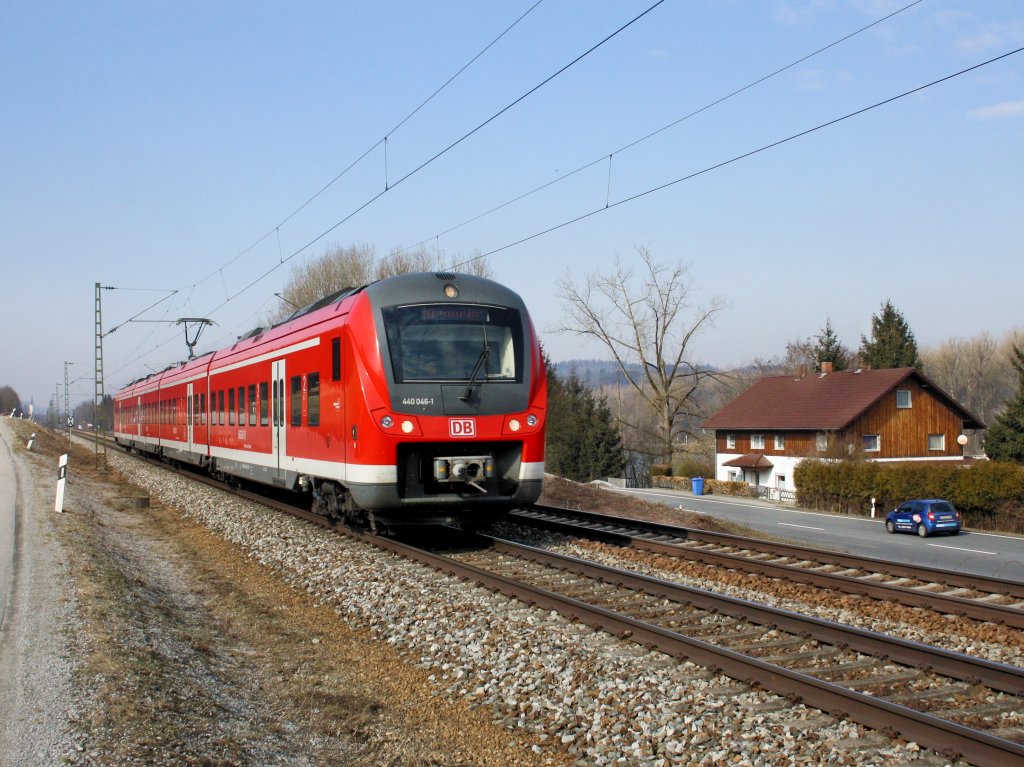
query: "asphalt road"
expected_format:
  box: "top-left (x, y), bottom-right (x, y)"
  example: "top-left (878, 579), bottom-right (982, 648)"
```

top-left (619, 486), bottom-right (1024, 584)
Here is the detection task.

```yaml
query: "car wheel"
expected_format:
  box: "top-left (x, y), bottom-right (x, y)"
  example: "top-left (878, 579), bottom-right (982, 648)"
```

top-left (917, 524), bottom-right (929, 538)
top-left (885, 520), bottom-right (896, 534)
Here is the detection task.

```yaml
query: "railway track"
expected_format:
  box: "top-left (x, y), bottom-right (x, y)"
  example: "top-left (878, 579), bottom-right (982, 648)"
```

top-left (96, 440), bottom-right (1024, 765)
top-left (442, 533), bottom-right (1024, 767)
top-left (147, 479), bottom-right (1024, 764)
top-left (512, 504), bottom-right (1024, 629)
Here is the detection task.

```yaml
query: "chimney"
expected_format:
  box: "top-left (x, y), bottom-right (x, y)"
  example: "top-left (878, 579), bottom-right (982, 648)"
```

top-left (821, 361), bottom-right (834, 374)
top-left (796, 363), bottom-right (807, 379)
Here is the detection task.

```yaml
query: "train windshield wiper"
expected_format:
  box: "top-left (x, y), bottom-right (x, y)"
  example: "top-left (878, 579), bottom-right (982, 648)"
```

top-left (460, 345), bottom-right (491, 401)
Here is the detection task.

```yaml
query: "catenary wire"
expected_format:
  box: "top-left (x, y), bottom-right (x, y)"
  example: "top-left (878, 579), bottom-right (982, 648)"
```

top-left (392, 0), bottom-right (926, 258)
top-left (136, 41), bottom-right (1022, 377)
top-left (196, 0), bottom-right (669, 319)
top-left (185, 0), bottom-right (547, 293)
top-left (451, 45), bottom-right (1024, 268)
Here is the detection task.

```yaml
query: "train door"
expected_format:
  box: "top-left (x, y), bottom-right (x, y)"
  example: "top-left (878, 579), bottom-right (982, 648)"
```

top-left (135, 395), bottom-right (142, 437)
top-left (272, 359), bottom-right (287, 470)
top-left (186, 382), bottom-right (194, 451)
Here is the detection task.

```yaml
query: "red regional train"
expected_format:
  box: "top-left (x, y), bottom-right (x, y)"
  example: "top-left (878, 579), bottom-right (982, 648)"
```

top-left (113, 272), bottom-right (546, 530)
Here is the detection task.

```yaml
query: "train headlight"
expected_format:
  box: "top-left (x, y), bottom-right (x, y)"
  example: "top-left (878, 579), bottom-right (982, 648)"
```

top-left (526, 414), bottom-right (538, 427)
top-left (508, 418), bottom-right (521, 432)
top-left (380, 415), bottom-right (394, 429)
top-left (401, 420), bottom-right (414, 434)
top-left (443, 284), bottom-right (459, 299)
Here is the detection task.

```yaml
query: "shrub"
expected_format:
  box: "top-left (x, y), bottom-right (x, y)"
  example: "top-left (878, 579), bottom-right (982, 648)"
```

top-left (674, 456), bottom-right (714, 480)
top-left (795, 459), bottom-right (1024, 533)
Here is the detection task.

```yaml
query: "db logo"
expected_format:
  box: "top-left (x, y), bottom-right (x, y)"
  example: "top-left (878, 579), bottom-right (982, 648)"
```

top-left (449, 418), bottom-right (476, 438)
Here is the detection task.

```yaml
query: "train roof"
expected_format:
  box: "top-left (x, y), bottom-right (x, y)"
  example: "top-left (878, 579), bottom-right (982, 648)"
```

top-left (115, 272), bottom-right (528, 396)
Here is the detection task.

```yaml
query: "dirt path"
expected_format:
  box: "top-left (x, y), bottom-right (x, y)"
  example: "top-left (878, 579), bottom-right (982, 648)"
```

top-left (1, 422), bottom-right (563, 767)
top-left (0, 419), bottom-right (79, 765)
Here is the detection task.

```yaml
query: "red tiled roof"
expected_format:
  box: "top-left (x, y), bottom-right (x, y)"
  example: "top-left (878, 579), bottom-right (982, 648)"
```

top-left (702, 367), bottom-right (984, 431)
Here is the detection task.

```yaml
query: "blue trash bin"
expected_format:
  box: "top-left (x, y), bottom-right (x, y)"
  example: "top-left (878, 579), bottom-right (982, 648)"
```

top-left (691, 477), bottom-right (704, 496)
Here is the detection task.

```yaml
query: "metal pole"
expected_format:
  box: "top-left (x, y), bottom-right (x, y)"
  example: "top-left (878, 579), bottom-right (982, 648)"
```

top-left (64, 362), bottom-right (72, 443)
top-left (94, 282), bottom-right (107, 470)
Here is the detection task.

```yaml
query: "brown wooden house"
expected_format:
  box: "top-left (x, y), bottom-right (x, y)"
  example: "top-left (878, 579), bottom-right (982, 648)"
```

top-left (701, 365), bottom-right (985, 493)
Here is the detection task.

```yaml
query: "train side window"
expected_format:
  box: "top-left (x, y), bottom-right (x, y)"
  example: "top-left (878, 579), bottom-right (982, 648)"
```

top-left (308, 372), bottom-right (320, 427)
top-left (228, 389), bottom-right (235, 426)
top-left (290, 376), bottom-right (302, 426)
top-left (331, 337), bottom-right (341, 381)
top-left (237, 386), bottom-right (245, 426)
top-left (200, 393), bottom-right (206, 425)
top-left (260, 382), bottom-right (269, 426)
top-left (248, 384), bottom-right (257, 426)
top-left (188, 395), bottom-right (193, 426)
top-left (218, 390), bottom-right (225, 425)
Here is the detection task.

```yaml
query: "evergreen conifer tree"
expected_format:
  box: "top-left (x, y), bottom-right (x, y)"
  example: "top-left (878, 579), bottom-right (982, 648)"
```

top-left (985, 345), bottom-right (1024, 463)
top-left (813, 317), bottom-right (849, 371)
top-left (859, 300), bottom-right (921, 369)
top-left (543, 351), bottom-right (624, 481)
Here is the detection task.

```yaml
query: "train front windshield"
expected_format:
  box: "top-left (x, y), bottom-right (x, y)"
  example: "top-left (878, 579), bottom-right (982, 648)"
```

top-left (382, 304), bottom-right (523, 383)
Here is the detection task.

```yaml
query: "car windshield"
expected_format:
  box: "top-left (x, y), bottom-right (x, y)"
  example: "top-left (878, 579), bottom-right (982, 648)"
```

top-left (382, 304), bottom-right (522, 384)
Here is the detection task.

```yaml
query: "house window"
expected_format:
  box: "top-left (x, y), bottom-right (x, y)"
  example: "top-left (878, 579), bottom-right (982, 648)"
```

top-left (776, 474), bottom-right (786, 489)
top-left (750, 434), bottom-right (765, 450)
top-left (726, 433), bottom-right (736, 450)
top-left (928, 433), bottom-right (945, 451)
top-left (863, 434), bottom-right (880, 452)
top-left (774, 434), bottom-right (785, 450)
top-left (896, 389), bottom-right (912, 409)
top-left (816, 431), bottom-right (828, 452)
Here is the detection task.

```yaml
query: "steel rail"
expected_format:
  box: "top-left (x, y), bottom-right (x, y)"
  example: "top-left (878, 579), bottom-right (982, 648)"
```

top-left (480, 535), bottom-right (1024, 695)
top-left (515, 505), bottom-right (1024, 628)
top-left (94, 441), bottom-right (1024, 765)
top-left (441, 535), bottom-right (1024, 767)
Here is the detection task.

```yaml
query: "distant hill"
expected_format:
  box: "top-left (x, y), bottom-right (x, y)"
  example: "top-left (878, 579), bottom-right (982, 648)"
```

top-left (552, 358), bottom-right (722, 388)
top-left (551, 359), bottom-right (643, 387)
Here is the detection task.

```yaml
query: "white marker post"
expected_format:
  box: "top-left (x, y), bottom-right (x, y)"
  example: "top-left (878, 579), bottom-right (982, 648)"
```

top-left (27, 433), bottom-right (35, 451)
top-left (55, 454), bottom-right (68, 513)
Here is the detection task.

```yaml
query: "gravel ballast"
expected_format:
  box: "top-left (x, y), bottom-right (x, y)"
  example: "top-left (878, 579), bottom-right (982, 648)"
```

top-left (108, 448), bottom-right (965, 767)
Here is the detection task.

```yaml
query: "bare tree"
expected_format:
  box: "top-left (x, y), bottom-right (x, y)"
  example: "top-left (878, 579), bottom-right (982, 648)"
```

top-left (921, 327), bottom-right (1024, 435)
top-left (269, 244), bottom-right (492, 323)
top-left (555, 245), bottom-right (727, 463)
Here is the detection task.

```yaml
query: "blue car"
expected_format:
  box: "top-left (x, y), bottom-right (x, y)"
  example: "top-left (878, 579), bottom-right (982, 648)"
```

top-left (885, 499), bottom-right (962, 537)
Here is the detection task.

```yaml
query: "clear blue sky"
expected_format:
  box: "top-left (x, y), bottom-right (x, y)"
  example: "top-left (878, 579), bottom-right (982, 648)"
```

top-left (3, 0), bottom-right (1022, 412)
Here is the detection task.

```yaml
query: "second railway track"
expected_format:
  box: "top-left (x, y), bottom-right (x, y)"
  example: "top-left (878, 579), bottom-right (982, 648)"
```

top-left (512, 505), bottom-right (1024, 629)
top-left (439, 533), bottom-right (1024, 767)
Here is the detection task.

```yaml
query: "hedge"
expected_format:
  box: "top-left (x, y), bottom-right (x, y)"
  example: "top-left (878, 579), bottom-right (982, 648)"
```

top-left (649, 477), bottom-right (753, 497)
top-left (794, 459), bottom-right (1024, 533)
